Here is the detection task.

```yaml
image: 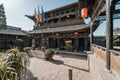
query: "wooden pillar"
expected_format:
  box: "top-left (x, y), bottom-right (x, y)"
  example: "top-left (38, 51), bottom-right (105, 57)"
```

top-left (90, 22), bottom-right (93, 51)
top-left (74, 37), bottom-right (78, 52)
top-left (76, 37), bottom-right (79, 51)
top-left (78, 0), bottom-right (81, 18)
top-left (68, 69), bottom-right (72, 80)
top-left (4, 36), bottom-right (7, 49)
top-left (84, 36), bottom-right (88, 51)
top-left (74, 37), bottom-right (77, 52)
top-left (59, 15), bottom-right (61, 22)
top-left (46, 38), bottom-right (49, 48)
top-left (106, 0), bottom-right (113, 70)
top-left (57, 38), bottom-right (60, 50)
top-left (32, 38), bottom-right (35, 47)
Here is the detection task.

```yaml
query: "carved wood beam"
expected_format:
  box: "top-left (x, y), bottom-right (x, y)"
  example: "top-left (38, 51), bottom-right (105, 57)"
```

top-left (91, 0), bottom-right (105, 22)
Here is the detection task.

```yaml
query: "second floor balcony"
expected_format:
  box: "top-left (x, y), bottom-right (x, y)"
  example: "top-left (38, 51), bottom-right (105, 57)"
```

top-left (34, 18), bottom-right (84, 30)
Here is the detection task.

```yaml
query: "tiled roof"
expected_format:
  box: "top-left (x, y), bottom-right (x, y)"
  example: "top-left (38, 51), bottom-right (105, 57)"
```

top-left (32, 24), bottom-right (90, 34)
top-left (0, 29), bottom-right (27, 35)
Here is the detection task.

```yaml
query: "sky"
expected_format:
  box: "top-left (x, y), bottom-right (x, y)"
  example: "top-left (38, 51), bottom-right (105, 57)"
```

top-left (0, 0), bottom-right (120, 36)
top-left (0, 0), bottom-right (78, 30)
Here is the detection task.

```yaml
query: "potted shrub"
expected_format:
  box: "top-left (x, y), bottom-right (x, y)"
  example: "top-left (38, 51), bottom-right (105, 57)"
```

top-left (0, 48), bottom-right (29, 80)
top-left (45, 49), bottom-right (55, 60)
top-left (23, 47), bottom-right (31, 53)
top-left (23, 47), bottom-right (32, 57)
top-left (14, 39), bottom-right (24, 50)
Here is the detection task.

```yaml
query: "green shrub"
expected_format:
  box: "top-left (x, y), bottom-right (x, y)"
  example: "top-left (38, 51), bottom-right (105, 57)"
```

top-left (23, 47), bottom-right (31, 53)
top-left (0, 48), bottom-right (29, 80)
top-left (45, 49), bottom-right (55, 58)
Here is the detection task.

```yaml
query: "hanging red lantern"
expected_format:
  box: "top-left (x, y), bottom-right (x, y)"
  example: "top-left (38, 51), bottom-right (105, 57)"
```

top-left (56, 33), bottom-right (59, 37)
top-left (16, 35), bottom-right (18, 39)
top-left (32, 34), bottom-right (34, 37)
top-left (66, 15), bottom-right (70, 18)
top-left (74, 32), bottom-right (78, 36)
top-left (41, 34), bottom-right (44, 37)
top-left (31, 34), bottom-right (34, 38)
top-left (81, 8), bottom-right (88, 18)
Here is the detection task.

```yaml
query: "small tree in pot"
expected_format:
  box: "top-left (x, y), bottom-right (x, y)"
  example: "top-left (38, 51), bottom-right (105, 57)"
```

top-left (40, 46), bottom-right (55, 60)
top-left (45, 49), bottom-right (55, 60)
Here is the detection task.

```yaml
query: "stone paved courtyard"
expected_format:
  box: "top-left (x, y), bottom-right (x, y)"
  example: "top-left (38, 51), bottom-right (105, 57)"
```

top-left (25, 53), bottom-right (91, 80)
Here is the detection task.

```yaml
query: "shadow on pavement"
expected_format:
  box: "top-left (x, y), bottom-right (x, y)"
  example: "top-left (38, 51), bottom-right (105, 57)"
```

top-left (25, 70), bottom-right (38, 80)
top-left (48, 59), bottom-right (89, 72)
top-left (56, 53), bottom-right (87, 60)
top-left (48, 59), bottom-right (64, 65)
top-left (63, 63), bottom-right (89, 72)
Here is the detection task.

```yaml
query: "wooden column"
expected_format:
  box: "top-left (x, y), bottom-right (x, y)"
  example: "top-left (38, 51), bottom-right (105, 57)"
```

top-left (32, 38), bottom-right (35, 47)
top-left (57, 38), bottom-right (60, 50)
top-left (84, 36), bottom-right (88, 51)
top-left (46, 38), bottom-right (49, 48)
top-left (90, 22), bottom-right (93, 51)
top-left (76, 37), bottom-right (79, 51)
top-left (68, 69), bottom-right (72, 80)
top-left (74, 37), bottom-right (77, 52)
top-left (74, 36), bottom-right (79, 52)
top-left (4, 36), bottom-right (7, 49)
top-left (78, 0), bottom-right (81, 18)
top-left (106, 0), bottom-right (113, 70)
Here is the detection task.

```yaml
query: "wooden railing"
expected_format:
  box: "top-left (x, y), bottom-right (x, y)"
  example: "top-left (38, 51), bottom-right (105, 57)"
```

top-left (34, 19), bottom-right (84, 30)
top-left (92, 44), bottom-right (120, 75)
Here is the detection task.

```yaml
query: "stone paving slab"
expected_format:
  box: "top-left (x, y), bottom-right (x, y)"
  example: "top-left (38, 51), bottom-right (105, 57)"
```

top-left (25, 54), bottom-right (91, 80)
top-left (89, 54), bottom-right (120, 80)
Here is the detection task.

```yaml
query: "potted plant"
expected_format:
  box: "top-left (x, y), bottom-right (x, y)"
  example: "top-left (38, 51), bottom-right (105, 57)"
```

top-left (23, 47), bottom-right (31, 53)
top-left (14, 39), bottom-right (24, 50)
top-left (45, 49), bottom-right (55, 60)
top-left (0, 48), bottom-right (29, 80)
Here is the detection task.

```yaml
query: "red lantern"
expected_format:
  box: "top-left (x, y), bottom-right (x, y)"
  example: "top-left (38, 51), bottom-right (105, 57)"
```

top-left (32, 34), bottom-right (34, 37)
top-left (56, 33), bottom-right (59, 37)
top-left (81, 8), bottom-right (88, 18)
top-left (74, 32), bottom-right (78, 36)
top-left (66, 15), bottom-right (70, 18)
top-left (31, 34), bottom-right (34, 38)
top-left (41, 34), bottom-right (44, 37)
top-left (16, 35), bottom-right (18, 39)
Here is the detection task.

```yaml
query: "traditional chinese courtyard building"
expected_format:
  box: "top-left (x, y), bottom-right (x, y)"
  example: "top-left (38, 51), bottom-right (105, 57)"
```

top-left (0, 25), bottom-right (32, 50)
top-left (0, 4), bottom-right (31, 50)
top-left (26, 0), bottom-right (101, 52)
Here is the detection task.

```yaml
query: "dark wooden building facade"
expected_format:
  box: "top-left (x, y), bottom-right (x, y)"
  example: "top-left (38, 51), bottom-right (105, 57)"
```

top-left (0, 25), bottom-right (31, 50)
top-left (0, 4), bottom-right (32, 50)
top-left (26, 0), bottom-right (103, 52)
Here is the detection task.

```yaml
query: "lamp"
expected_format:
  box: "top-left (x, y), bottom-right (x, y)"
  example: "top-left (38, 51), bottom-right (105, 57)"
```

top-left (74, 32), bottom-right (78, 36)
top-left (81, 8), bottom-right (88, 18)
